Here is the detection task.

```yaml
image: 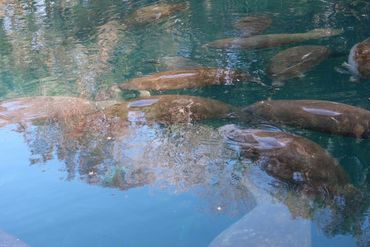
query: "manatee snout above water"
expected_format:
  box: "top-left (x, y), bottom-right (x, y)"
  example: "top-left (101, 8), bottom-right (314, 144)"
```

top-left (220, 125), bottom-right (348, 193)
top-left (118, 68), bottom-right (260, 91)
top-left (346, 38), bottom-right (370, 79)
top-left (243, 100), bottom-right (370, 138)
top-left (126, 3), bottom-right (188, 26)
top-left (268, 45), bottom-right (331, 82)
top-left (204, 28), bottom-right (343, 50)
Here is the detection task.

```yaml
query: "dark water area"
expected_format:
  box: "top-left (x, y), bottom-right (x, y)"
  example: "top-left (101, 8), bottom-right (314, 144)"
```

top-left (0, 0), bottom-right (369, 246)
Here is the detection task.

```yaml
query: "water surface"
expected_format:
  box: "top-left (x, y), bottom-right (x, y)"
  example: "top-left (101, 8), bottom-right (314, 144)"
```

top-left (0, 0), bottom-right (369, 246)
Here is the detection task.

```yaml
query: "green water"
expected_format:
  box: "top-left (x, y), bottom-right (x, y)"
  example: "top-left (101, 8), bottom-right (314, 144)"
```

top-left (0, 0), bottom-right (369, 246)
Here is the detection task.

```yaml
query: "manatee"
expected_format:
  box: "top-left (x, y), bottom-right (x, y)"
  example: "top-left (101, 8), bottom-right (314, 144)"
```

top-left (0, 229), bottom-right (29, 247)
top-left (118, 68), bottom-right (259, 91)
top-left (219, 125), bottom-right (348, 193)
top-left (243, 100), bottom-right (370, 138)
top-left (233, 15), bottom-right (272, 36)
top-left (345, 38), bottom-right (370, 79)
top-left (204, 29), bottom-right (343, 49)
top-left (126, 3), bottom-right (188, 26)
top-left (267, 45), bottom-right (331, 82)
top-left (0, 96), bottom-right (105, 127)
top-left (107, 94), bottom-right (237, 125)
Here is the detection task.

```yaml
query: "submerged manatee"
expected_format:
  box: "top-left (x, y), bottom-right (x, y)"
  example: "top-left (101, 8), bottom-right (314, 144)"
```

top-left (204, 29), bottom-right (342, 49)
top-left (233, 15), bottom-right (272, 36)
top-left (220, 125), bottom-right (348, 193)
top-left (346, 38), bottom-right (370, 78)
top-left (126, 3), bottom-right (188, 26)
top-left (154, 56), bottom-right (199, 71)
top-left (267, 45), bottom-right (331, 82)
top-left (118, 68), bottom-right (259, 91)
top-left (243, 100), bottom-right (370, 138)
top-left (107, 95), bottom-right (236, 124)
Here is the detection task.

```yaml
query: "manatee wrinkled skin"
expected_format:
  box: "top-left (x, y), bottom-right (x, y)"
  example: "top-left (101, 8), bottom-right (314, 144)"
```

top-left (243, 100), bottom-right (370, 138)
top-left (126, 3), bottom-right (188, 26)
top-left (108, 95), bottom-right (236, 124)
top-left (205, 29), bottom-right (343, 49)
top-left (118, 68), bottom-right (258, 91)
top-left (233, 15), bottom-right (272, 36)
top-left (220, 125), bottom-right (348, 193)
top-left (347, 38), bottom-right (370, 78)
top-left (268, 45), bottom-right (331, 82)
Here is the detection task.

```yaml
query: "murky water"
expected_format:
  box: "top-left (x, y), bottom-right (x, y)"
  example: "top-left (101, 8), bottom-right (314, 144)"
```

top-left (0, 0), bottom-right (369, 246)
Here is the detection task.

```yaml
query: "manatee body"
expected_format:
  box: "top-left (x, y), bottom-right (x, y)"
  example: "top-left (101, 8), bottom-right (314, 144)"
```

top-left (126, 3), bottom-right (188, 26)
top-left (205, 29), bottom-right (342, 49)
top-left (347, 38), bottom-right (370, 78)
top-left (233, 15), bottom-right (272, 36)
top-left (107, 95), bottom-right (236, 124)
top-left (244, 100), bottom-right (370, 138)
top-left (267, 45), bottom-right (331, 82)
top-left (118, 68), bottom-right (257, 91)
top-left (0, 96), bottom-right (103, 127)
top-left (220, 125), bottom-right (348, 193)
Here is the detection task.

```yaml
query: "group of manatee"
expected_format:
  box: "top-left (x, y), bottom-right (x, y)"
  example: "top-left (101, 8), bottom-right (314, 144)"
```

top-left (0, 2), bottom-right (369, 246)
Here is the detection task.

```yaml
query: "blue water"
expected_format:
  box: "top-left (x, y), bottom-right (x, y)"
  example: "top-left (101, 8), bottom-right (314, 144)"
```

top-left (0, 0), bottom-right (369, 246)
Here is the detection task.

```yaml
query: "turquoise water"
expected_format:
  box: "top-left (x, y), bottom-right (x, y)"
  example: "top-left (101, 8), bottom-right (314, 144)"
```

top-left (0, 0), bottom-right (369, 246)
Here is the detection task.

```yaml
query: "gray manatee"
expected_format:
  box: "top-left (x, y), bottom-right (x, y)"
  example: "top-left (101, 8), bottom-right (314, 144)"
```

top-left (267, 45), bottom-right (331, 82)
top-left (243, 100), bottom-right (370, 138)
top-left (204, 29), bottom-right (342, 49)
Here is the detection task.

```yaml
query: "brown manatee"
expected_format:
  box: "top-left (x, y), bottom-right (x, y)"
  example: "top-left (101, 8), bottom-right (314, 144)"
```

top-left (126, 3), bottom-right (188, 26)
top-left (243, 100), bottom-right (370, 138)
top-left (0, 96), bottom-right (107, 127)
top-left (0, 95), bottom-right (235, 129)
top-left (233, 15), bottom-right (272, 36)
top-left (204, 28), bottom-right (342, 49)
top-left (267, 45), bottom-right (331, 82)
top-left (118, 68), bottom-right (259, 92)
top-left (106, 94), bottom-right (237, 125)
top-left (219, 125), bottom-right (349, 193)
top-left (345, 38), bottom-right (370, 79)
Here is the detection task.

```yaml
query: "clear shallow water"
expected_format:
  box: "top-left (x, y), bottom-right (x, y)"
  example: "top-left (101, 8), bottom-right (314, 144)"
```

top-left (0, 0), bottom-right (369, 246)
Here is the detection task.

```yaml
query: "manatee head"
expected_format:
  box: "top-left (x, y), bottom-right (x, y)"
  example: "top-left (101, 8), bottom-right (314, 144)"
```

top-left (349, 38), bottom-right (370, 78)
